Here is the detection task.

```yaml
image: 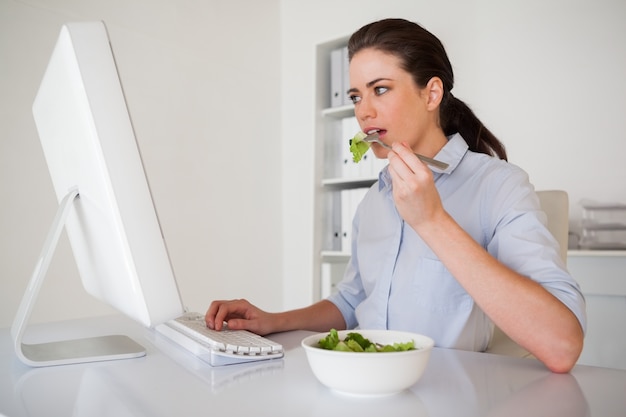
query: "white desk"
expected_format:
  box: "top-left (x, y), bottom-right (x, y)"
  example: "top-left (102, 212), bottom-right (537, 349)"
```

top-left (1, 315), bottom-right (625, 417)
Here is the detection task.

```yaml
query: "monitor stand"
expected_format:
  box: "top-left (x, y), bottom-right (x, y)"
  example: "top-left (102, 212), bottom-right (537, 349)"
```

top-left (11, 188), bottom-right (146, 367)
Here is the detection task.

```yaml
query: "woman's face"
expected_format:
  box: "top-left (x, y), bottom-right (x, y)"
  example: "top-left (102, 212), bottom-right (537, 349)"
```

top-left (348, 48), bottom-right (443, 157)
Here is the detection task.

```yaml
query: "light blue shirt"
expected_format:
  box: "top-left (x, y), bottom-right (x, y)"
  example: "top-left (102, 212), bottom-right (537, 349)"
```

top-left (327, 134), bottom-right (586, 351)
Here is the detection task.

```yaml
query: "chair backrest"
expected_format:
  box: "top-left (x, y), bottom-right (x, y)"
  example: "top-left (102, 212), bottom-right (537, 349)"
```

top-left (536, 190), bottom-right (569, 264)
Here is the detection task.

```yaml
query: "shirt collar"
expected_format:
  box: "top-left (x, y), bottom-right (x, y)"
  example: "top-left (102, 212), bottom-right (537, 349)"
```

top-left (379, 133), bottom-right (469, 191)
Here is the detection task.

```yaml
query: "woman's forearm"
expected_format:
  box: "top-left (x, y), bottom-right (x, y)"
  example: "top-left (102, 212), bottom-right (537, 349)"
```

top-left (416, 210), bottom-right (584, 372)
top-left (272, 300), bottom-right (346, 334)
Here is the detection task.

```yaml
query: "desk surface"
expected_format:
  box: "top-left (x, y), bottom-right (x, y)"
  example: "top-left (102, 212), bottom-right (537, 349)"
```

top-left (1, 315), bottom-right (625, 417)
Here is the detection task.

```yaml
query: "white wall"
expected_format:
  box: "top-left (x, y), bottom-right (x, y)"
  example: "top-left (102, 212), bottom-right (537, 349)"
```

top-left (280, 0), bottom-right (626, 308)
top-left (0, 0), bottom-right (282, 327)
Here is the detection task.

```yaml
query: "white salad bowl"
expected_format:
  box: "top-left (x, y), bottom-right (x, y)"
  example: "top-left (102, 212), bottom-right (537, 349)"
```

top-left (301, 329), bottom-right (435, 396)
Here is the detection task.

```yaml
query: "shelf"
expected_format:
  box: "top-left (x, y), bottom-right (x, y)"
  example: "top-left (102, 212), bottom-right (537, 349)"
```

top-left (321, 251), bottom-right (351, 262)
top-left (321, 105), bottom-right (354, 119)
top-left (321, 177), bottom-right (377, 189)
top-left (581, 222), bottom-right (626, 231)
top-left (568, 249), bottom-right (626, 257)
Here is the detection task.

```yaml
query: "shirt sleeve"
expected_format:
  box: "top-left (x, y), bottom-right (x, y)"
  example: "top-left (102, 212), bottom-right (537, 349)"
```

top-left (484, 166), bottom-right (587, 334)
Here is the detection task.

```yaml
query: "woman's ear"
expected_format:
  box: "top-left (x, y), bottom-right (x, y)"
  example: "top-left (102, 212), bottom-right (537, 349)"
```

top-left (425, 77), bottom-right (444, 110)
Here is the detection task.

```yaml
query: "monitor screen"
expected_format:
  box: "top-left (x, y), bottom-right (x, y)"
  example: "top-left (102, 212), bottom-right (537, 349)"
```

top-left (12, 21), bottom-right (185, 366)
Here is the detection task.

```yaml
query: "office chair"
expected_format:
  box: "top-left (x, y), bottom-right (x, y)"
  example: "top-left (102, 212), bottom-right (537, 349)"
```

top-left (486, 190), bottom-right (569, 357)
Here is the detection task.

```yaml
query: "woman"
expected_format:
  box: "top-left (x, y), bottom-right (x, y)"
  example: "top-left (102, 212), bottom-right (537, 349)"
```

top-left (206, 18), bottom-right (586, 373)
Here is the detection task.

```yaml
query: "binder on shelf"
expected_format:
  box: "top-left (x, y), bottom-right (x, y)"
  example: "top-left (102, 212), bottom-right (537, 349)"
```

top-left (340, 190), bottom-right (351, 252)
top-left (330, 191), bottom-right (342, 251)
top-left (330, 46), bottom-right (350, 108)
top-left (341, 188), bottom-right (368, 252)
top-left (330, 48), bottom-right (343, 107)
top-left (341, 46), bottom-right (351, 106)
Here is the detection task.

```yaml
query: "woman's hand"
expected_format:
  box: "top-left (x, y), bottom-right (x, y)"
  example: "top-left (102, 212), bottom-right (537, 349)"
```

top-left (205, 299), bottom-right (346, 336)
top-left (387, 142), bottom-right (445, 230)
top-left (205, 299), bottom-right (276, 335)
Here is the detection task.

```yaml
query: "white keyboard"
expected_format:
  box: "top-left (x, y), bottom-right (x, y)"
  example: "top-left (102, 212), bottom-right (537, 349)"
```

top-left (154, 312), bottom-right (284, 366)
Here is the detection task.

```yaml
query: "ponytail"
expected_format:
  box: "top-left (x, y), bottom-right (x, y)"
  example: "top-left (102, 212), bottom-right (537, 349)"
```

top-left (441, 94), bottom-right (507, 160)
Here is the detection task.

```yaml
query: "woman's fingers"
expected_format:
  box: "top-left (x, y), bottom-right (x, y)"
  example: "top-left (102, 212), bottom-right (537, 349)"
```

top-left (205, 299), bottom-right (254, 330)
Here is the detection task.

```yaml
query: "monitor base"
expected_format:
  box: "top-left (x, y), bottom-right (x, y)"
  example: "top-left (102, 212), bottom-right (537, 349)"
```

top-left (18, 335), bottom-right (146, 367)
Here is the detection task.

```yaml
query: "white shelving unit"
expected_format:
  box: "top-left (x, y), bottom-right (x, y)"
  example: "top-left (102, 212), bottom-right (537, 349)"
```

top-left (313, 37), bottom-right (378, 299)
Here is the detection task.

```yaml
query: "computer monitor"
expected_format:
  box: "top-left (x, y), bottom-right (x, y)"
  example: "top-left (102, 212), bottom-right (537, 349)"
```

top-left (11, 21), bottom-right (185, 367)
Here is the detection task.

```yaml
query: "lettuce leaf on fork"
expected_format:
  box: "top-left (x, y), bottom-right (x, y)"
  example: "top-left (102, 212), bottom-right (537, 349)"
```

top-left (349, 131), bottom-right (370, 163)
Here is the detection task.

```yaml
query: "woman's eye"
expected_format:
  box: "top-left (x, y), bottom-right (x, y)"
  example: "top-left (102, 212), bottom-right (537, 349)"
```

top-left (374, 86), bottom-right (388, 95)
top-left (349, 95), bottom-right (361, 104)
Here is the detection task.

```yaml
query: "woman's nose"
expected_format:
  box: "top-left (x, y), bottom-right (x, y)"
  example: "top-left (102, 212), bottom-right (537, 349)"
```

top-left (355, 97), bottom-right (376, 122)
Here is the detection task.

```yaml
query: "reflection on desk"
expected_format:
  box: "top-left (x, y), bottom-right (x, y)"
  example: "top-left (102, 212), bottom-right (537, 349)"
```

top-left (1, 315), bottom-right (625, 417)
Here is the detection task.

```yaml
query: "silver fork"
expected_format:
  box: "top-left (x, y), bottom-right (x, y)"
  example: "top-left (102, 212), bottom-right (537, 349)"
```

top-left (363, 133), bottom-right (449, 170)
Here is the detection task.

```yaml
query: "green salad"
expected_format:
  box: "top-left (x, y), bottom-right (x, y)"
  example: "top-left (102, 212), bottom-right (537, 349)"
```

top-left (349, 131), bottom-right (370, 163)
top-left (318, 329), bottom-right (416, 352)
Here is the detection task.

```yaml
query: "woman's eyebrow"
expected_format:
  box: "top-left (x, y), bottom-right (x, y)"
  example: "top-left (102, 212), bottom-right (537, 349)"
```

top-left (346, 78), bottom-right (392, 95)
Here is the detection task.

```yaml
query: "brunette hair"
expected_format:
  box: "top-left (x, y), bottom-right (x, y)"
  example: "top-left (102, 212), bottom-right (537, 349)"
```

top-left (348, 18), bottom-right (507, 160)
